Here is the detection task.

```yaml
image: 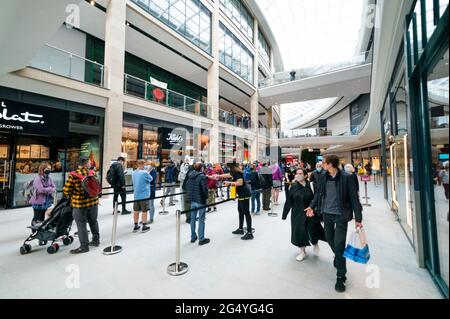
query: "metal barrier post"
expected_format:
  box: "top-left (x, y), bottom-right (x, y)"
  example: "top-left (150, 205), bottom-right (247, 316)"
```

top-left (268, 188), bottom-right (278, 217)
top-left (159, 184), bottom-right (169, 215)
top-left (167, 210), bottom-right (189, 276)
top-left (362, 181), bottom-right (372, 207)
top-left (103, 202), bottom-right (122, 255)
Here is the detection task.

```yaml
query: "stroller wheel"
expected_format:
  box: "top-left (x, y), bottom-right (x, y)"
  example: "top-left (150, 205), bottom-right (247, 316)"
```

top-left (47, 244), bottom-right (59, 254)
top-left (69, 236), bottom-right (74, 244)
top-left (20, 246), bottom-right (27, 255)
top-left (25, 244), bottom-right (32, 253)
top-left (63, 237), bottom-right (71, 246)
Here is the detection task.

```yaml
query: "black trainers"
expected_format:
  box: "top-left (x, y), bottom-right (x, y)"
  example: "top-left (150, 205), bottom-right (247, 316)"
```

top-left (133, 225), bottom-right (141, 233)
top-left (232, 229), bottom-right (245, 235)
top-left (335, 277), bottom-right (346, 293)
top-left (241, 233), bottom-right (254, 240)
top-left (142, 225), bottom-right (151, 233)
top-left (70, 247), bottom-right (89, 254)
top-left (199, 238), bottom-right (210, 246)
top-left (89, 241), bottom-right (100, 247)
top-left (191, 238), bottom-right (198, 243)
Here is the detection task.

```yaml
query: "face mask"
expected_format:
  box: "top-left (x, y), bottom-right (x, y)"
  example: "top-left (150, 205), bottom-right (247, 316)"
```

top-left (316, 168), bottom-right (322, 172)
top-left (44, 169), bottom-right (51, 175)
top-left (345, 167), bottom-right (353, 173)
top-left (295, 175), bottom-right (305, 183)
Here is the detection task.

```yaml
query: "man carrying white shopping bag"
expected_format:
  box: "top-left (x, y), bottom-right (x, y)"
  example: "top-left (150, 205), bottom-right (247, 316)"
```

top-left (305, 155), bottom-right (363, 293)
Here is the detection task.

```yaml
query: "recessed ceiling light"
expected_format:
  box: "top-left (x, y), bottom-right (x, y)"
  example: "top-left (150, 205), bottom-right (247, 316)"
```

top-left (90, 0), bottom-right (95, 6)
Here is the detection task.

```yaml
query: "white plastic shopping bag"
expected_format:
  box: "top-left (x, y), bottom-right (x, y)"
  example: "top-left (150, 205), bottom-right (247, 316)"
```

top-left (343, 227), bottom-right (370, 264)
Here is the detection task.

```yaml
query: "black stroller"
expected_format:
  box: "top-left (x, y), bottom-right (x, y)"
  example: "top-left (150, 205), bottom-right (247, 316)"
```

top-left (20, 197), bottom-right (75, 255)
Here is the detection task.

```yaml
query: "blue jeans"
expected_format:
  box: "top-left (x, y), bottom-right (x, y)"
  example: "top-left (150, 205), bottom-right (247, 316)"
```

top-left (251, 189), bottom-right (261, 213)
top-left (190, 202), bottom-right (206, 241)
top-left (148, 199), bottom-right (155, 220)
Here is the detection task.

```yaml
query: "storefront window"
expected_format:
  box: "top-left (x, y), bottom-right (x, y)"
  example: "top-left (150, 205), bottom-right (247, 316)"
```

top-left (122, 122), bottom-right (140, 170)
top-left (427, 48), bottom-right (449, 287)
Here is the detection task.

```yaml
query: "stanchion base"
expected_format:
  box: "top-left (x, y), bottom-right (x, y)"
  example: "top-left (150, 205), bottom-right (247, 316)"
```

top-left (103, 245), bottom-right (122, 255)
top-left (167, 262), bottom-right (189, 276)
top-left (159, 211), bottom-right (169, 215)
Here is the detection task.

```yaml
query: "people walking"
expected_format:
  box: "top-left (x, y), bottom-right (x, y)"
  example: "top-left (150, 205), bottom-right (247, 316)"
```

top-left (284, 164), bottom-right (296, 199)
top-left (132, 160), bottom-right (152, 233)
top-left (282, 169), bottom-right (326, 262)
top-left (30, 162), bottom-right (56, 227)
top-left (259, 162), bottom-right (273, 211)
top-left (108, 157), bottom-right (131, 215)
top-left (161, 160), bottom-right (177, 207)
top-left (345, 164), bottom-right (360, 193)
top-left (63, 156), bottom-right (100, 254)
top-left (249, 164), bottom-right (262, 215)
top-left (309, 162), bottom-right (324, 191)
top-left (272, 162), bottom-right (283, 205)
top-left (184, 162), bottom-right (210, 246)
top-left (305, 155), bottom-right (363, 293)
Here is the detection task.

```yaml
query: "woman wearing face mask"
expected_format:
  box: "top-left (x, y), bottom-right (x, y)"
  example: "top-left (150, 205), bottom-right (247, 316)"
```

top-left (282, 169), bottom-right (326, 262)
top-left (344, 164), bottom-right (359, 193)
top-left (30, 162), bottom-right (56, 227)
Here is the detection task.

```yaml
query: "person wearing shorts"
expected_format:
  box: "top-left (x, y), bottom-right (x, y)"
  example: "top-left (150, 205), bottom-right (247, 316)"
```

top-left (132, 160), bottom-right (153, 233)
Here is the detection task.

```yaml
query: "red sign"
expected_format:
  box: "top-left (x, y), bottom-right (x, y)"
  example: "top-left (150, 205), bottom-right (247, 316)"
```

top-left (153, 88), bottom-right (165, 101)
top-left (361, 175), bottom-right (371, 182)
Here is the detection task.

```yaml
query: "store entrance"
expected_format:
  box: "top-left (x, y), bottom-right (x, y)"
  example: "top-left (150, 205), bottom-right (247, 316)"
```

top-left (0, 134), bottom-right (13, 209)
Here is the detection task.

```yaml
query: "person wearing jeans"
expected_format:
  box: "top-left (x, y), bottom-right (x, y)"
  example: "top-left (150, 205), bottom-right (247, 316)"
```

top-left (184, 162), bottom-right (210, 246)
top-left (305, 154), bottom-right (363, 293)
top-left (249, 164), bottom-right (261, 214)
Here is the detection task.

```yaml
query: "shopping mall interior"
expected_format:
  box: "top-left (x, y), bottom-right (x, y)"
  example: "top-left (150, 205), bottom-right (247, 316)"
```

top-left (0, 0), bottom-right (448, 300)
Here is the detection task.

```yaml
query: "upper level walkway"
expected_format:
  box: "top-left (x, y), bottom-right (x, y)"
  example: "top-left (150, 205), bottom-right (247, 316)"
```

top-left (0, 181), bottom-right (442, 299)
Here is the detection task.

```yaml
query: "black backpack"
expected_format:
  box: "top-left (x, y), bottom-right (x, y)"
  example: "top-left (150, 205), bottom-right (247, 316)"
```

top-left (106, 165), bottom-right (117, 186)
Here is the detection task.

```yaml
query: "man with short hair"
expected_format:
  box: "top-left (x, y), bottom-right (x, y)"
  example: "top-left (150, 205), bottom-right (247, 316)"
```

top-left (305, 155), bottom-right (363, 293)
top-left (259, 162), bottom-right (273, 211)
top-left (184, 162), bottom-right (210, 246)
top-left (111, 157), bottom-right (131, 215)
top-left (162, 160), bottom-right (177, 207)
top-left (309, 162), bottom-right (324, 191)
top-left (132, 160), bottom-right (152, 233)
top-left (64, 156), bottom-right (100, 254)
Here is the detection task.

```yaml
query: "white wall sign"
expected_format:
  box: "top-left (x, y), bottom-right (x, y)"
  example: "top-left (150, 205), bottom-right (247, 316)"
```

top-left (150, 77), bottom-right (168, 89)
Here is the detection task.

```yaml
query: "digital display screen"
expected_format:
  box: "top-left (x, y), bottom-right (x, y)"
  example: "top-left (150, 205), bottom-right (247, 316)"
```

top-left (438, 153), bottom-right (449, 160)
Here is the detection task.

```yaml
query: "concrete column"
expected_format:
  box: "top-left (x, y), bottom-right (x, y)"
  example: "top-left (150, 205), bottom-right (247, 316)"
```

top-left (102, 0), bottom-right (126, 183)
top-left (207, 1), bottom-right (220, 164)
top-left (267, 106), bottom-right (273, 129)
top-left (250, 19), bottom-right (259, 162)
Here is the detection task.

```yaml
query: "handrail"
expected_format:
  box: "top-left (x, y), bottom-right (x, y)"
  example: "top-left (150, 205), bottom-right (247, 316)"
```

top-left (45, 44), bottom-right (104, 67)
top-left (279, 125), bottom-right (364, 138)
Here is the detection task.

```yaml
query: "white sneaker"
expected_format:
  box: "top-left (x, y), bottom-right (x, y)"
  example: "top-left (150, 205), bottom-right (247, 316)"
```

top-left (313, 244), bottom-right (320, 255)
top-left (296, 250), bottom-right (306, 262)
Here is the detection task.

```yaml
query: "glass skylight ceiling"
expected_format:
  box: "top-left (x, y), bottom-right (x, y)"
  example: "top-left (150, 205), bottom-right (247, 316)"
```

top-left (256, 0), bottom-right (367, 129)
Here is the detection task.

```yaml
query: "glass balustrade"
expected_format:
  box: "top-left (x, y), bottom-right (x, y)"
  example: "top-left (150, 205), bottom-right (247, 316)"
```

top-left (29, 44), bottom-right (105, 87)
top-left (124, 74), bottom-right (209, 118)
top-left (279, 126), bottom-right (362, 139)
top-left (219, 109), bottom-right (251, 129)
top-left (259, 50), bottom-right (373, 88)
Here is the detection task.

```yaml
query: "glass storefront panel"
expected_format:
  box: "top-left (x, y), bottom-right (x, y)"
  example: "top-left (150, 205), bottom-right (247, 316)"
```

top-left (427, 48), bottom-right (449, 288)
top-left (122, 122), bottom-right (140, 170)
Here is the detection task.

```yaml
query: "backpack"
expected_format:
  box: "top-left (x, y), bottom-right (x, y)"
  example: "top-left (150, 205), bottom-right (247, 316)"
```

top-left (22, 179), bottom-right (36, 204)
top-left (106, 165), bottom-right (117, 186)
top-left (71, 170), bottom-right (101, 198)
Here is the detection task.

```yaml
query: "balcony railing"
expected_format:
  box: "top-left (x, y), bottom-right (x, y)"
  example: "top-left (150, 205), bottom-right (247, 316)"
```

top-left (431, 115), bottom-right (450, 129)
top-left (279, 126), bottom-right (363, 139)
top-left (124, 74), bottom-right (209, 118)
top-left (219, 109), bottom-right (251, 129)
top-left (259, 50), bottom-right (373, 88)
top-left (29, 44), bottom-right (105, 87)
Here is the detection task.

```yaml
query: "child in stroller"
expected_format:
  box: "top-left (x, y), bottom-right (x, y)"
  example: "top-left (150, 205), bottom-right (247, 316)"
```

top-left (20, 197), bottom-right (75, 255)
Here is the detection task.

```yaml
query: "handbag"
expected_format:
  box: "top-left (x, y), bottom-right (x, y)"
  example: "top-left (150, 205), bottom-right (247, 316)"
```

top-left (343, 227), bottom-right (370, 264)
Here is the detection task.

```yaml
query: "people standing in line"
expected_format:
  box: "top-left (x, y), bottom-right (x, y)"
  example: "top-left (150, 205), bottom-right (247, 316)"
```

top-left (365, 161), bottom-right (373, 176)
top-left (109, 157), bottom-right (131, 215)
top-left (184, 162), bottom-right (210, 246)
top-left (259, 162), bottom-right (273, 211)
top-left (146, 161), bottom-right (157, 224)
top-left (161, 160), bottom-right (177, 207)
top-left (131, 159), bottom-right (152, 233)
top-left (309, 162), bottom-right (324, 191)
top-left (283, 169), bottom-right (326, 262)
top-left (249, 164), bottom-right (262, 215)
top-left (305, 155), bottom-right (363, 293)
top-left (345, 164), bottom-right (360, 193)
top-left (272, 162), bottom-right (283, 205)
top-left (63, 156), bottom-right (100, 254)
top-left (222, 163), bottom-right (254, 240)
top-left (179, 156), bottom-right (193, 223)
top-left (284, 164), bottom-right (297, 200)
top-left (214, 163), bottom-right (225, 199)
top-left (206, 164), bottom-right (218, 213)
top-left (439, 161), bottom-right (449, 201)
top-left (30, 162), bottom-right (56, 227)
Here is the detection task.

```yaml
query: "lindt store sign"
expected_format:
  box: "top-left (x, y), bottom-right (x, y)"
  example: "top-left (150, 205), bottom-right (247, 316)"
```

top-left (0, 99), bottom-right (69, 136)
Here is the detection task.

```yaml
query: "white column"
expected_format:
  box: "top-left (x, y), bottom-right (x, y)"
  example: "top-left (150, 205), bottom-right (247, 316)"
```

top-left (102, 0), bottom-right (126, 183)
top-left (207, 1), bottom-right (220, 164)
top-left (250, 18), bottom-right (259, 162)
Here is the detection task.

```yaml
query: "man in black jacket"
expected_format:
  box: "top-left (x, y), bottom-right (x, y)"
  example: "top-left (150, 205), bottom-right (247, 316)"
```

top-left (309, 162), bottom-right (324, 191)
top-left (259, 162), bottom-right (273, 211)
top-left (111, 157), bottom-right (131, 215)
top-left (183, 162), bottom-right (210, 246)
top-left (305, 155), bottom-right (363, 293)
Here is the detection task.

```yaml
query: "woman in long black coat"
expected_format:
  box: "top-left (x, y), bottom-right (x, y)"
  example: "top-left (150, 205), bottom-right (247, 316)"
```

top-left (282, 169), bottom-right (326, 262)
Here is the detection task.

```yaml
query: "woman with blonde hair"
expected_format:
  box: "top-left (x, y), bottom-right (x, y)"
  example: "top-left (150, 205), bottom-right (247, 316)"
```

top-left (30, 162), bottom-right (56, 226)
